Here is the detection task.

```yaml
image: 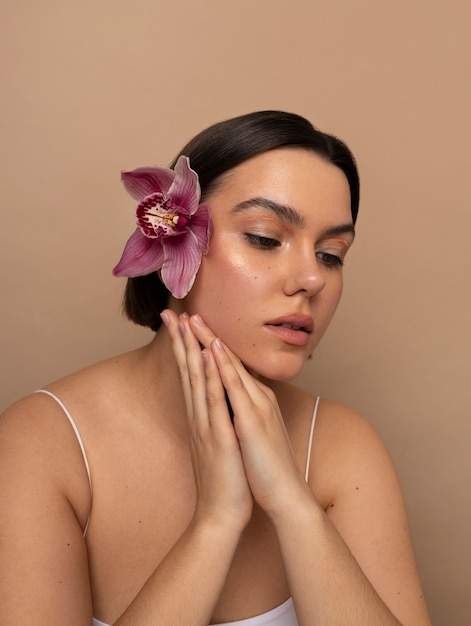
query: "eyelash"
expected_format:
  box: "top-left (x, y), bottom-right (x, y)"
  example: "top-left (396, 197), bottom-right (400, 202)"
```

top-left (316, 252), bottom-right (344, 268)
top-left (244, 233), bottom-right (280, 249)
top-left (244, 234), bottom-right (345, 268)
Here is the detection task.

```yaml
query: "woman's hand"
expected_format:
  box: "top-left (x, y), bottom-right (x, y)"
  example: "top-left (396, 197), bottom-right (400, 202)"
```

top-left (161, 310), bottom-right (253, 531)
top-left (169, 311), bottom-right (313, 522)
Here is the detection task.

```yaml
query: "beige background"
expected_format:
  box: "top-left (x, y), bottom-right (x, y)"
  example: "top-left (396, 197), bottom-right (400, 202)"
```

top-left (1, 1), bottom-right (470, 623)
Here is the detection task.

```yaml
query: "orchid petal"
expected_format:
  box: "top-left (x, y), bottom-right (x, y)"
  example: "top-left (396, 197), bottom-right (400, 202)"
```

top-left (161, 230), bottom-right (202, 298)
top-left (188, 203), bottom-right (212, 253)
top-left (122, 166), bottom-right (175, 201)
top-left (112, 228), bottom-right (164, 277)
top-left (167, 156), bottom-right (200, 216)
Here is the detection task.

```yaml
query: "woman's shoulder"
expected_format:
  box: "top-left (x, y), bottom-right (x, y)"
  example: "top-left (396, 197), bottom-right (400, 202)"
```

top-left (0, 345), bottom-right (131, 453)
top-left (281, 381), bottom-right (384, 439)
top-left (278, 382), bottom-right (396, 490)
top-left (48, 345), bottom-right (146, 395)
top-left (276, 381), bottom-right (376, 433)
top-left (0, 367), bottom-right (113, 540)
top-left (0, 347), bottom-right (148, 465)
top-left (270, 382), bottom-right (399, 518)
top-left (316, 396), bottom-right (381, 440)
top-left (276, 381), bottom-right (389, 458)
top-left (307, 396), bottom-right (400, 507)
top-left (4, 345), bottom-right (144, 412)
top-left (317, 397), bottom-right (392, 466)
top-left (0, 346), bottom-right (150, 516)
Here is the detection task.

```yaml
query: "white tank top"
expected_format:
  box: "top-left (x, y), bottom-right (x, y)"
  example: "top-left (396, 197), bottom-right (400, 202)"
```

top-left (36, 390), bottom-right (320, 626)
top-left (93, 596), bottom-right (299, 625)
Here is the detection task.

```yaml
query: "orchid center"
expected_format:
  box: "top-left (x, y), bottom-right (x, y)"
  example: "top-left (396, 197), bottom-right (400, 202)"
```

top-left (136, 192), bottom-right (189, 238)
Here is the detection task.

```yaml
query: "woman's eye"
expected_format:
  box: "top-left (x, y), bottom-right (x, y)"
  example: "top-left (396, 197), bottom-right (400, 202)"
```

top-left (244, 233), bottom-right (280, 249)
top-left (316, 251), bottom-right (344, 268)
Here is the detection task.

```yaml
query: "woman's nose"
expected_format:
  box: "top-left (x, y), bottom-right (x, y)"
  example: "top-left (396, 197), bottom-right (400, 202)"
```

top-left (282, 252), bottom-right (326, 297)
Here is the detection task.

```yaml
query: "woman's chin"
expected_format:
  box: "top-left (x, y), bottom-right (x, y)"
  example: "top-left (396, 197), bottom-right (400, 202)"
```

top-left (242, 356), bottom-right (305, 384)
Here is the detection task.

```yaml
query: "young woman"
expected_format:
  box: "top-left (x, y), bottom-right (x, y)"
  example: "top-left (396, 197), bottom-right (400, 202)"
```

top-left (0, 111), bottom-right (432, 625)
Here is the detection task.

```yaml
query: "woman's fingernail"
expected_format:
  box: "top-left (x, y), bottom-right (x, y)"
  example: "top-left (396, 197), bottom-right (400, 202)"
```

top-left (160, 311), bottom-right (170, 326)
top-left (214, 338), bottom-right (223, 350)
top-left (201, 350), bottom-right (210, 364)
top-left (178, 322), bottom-right (186, 335)
top-left (180, 312), bottom-right (190, 319)
top-left (193, 314), bottom-right (204, 326)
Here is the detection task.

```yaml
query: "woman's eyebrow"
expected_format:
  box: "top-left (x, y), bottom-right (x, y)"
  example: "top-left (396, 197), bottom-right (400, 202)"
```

top-left (231, 197), bottom-right (305, 227)
top-left (320, 223), bottom-right (356, 240)
top-left (231, 197), bottom-right (355, 240)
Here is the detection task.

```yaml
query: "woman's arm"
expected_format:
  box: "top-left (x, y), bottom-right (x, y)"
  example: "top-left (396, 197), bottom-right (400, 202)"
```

top-left (0, 397), bottom-right (95, 624)
top-left (114, 516), bottom-right (243, 625)
top-left (272, 405), bottom-right (432, 626)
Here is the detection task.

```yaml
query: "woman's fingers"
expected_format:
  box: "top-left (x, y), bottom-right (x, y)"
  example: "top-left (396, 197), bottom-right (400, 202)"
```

top-left (161, 310), bottom-right (253, 526)
top-left (208, 336), bottom-right (308, 517)
top-left (209, 338), bottom-right (259, 422)
top-left (189, 314), bottom-right (263, 398)
top-left (188, 314), bottom-right (218, 349)
top-left (178, 316), bottom-right (211, 427)
top-left (163, 310), bottom-right (275, 424)
top-left (210, 337), bottom-right (278, 418)
top-left (201, 347), bottom-right (234, 433)
top-left (161, 310), bottom-right (234, 430)
top-left (160, 310), bottom-right (193, 415)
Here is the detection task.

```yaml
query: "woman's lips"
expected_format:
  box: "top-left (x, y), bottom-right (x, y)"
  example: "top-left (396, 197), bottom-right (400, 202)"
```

top-left (265, 324), bottom-right (311, 346)
top-left (264, 314), bottom-right (313, 347)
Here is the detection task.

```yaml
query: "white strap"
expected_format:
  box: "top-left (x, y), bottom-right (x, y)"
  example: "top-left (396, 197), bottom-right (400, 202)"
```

top-left (35, 389), bottom-right (93, 536)
top-left (304, 396), bottom-right (320, 482)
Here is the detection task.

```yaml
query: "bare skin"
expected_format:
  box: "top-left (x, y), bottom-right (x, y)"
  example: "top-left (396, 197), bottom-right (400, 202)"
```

top-left (0, 149), bottom-right (432, 625)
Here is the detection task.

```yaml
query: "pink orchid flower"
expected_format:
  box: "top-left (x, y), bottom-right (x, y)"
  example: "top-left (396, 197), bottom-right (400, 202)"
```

top-left (113, 156), bottom-right (212, 299)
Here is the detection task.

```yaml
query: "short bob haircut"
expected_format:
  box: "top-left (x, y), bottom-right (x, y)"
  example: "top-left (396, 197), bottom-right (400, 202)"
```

top-left (122, 110), bottom-right (360, 331)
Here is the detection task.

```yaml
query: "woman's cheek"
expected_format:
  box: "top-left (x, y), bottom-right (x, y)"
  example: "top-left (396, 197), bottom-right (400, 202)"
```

top-left (184, 250), bottom-right (252, 320)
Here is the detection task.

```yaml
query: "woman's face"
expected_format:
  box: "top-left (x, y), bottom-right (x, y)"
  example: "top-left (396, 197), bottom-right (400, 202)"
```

top-left (175, 147), bottom-right (354, 381)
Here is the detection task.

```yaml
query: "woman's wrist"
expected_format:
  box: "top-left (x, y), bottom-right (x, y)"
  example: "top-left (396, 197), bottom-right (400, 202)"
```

top-left (267, 483), bottom-right (323, 530)
top-left (191, 505), bottom-right (250, 539)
